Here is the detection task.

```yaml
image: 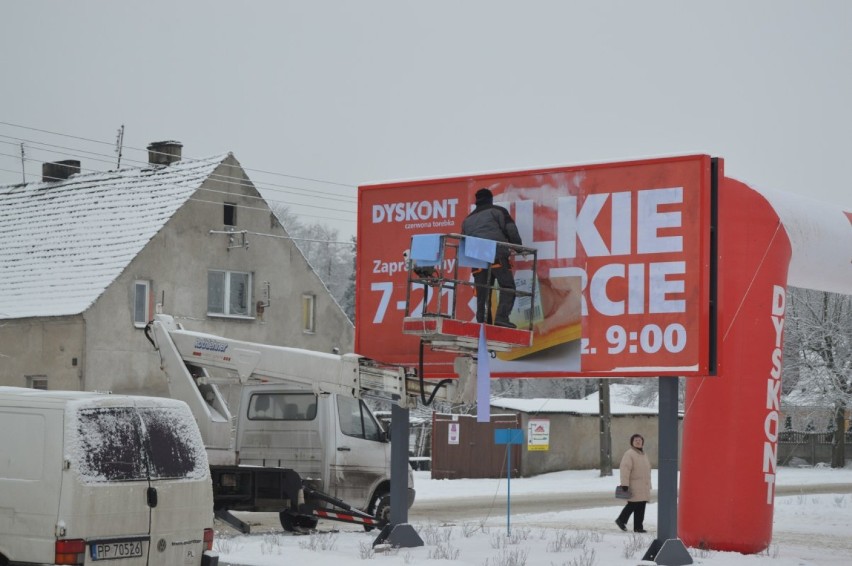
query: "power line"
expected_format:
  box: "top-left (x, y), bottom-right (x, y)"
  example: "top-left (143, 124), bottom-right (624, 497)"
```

top-left (0, 148), bottom-right (358, 219)
top-left (0, 120), bottom-right (364, 226)
top-left (0, 161), bottom-right (356, 225)
top-left (0, 120), bottom-right (356, 188)
top-left (209, 229), bottom-right (355, 247)
top-left (0, 133), bottom-right (358, 204)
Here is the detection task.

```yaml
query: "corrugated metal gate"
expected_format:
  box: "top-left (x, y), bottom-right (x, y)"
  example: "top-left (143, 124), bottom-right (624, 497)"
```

top-left (431, 413), bottom-right (521, 479)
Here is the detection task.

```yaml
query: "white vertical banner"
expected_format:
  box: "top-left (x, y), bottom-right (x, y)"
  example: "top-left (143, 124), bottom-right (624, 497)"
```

top-left (477, 323), bottom-right (491, 423)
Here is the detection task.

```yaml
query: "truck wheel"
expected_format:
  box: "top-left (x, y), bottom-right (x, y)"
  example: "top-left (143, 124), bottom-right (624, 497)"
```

top-left (365, 493), bottom-right (391, 532)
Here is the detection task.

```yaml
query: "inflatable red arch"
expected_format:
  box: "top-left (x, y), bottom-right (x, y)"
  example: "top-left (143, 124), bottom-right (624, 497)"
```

top-left (679, 166), bottom-right (852, 553)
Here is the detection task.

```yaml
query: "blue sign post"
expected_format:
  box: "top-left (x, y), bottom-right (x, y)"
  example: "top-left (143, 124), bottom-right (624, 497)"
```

top-left (494, 428), bottom-right (524, 535)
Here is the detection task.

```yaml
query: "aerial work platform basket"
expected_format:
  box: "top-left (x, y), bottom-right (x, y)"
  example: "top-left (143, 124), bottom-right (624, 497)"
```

top-left (401, 233), bottom-right (538, 355)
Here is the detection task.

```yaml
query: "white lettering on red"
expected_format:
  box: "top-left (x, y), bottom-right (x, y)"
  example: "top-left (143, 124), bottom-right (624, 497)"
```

top-left (763, 285), bottom-right (786, 504)
top-left (372, 199), bottom-right (459, 224)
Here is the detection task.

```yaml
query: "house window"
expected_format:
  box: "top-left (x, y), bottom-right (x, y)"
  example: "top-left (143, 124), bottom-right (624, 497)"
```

top-left (26, 375), bottom-right (48, 390)
top-left (208, 270), bottom-right (252, 317)
top-left (224, 203), bottom-right (237, 226)
top-left (133, 280), bottom-right (151, 328)
top-left (302, 294), bottom-right (316, 333)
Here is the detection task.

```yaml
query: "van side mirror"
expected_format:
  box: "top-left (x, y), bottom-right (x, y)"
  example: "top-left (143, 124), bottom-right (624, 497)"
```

top-left (381, 429), bottom-right (390, 442)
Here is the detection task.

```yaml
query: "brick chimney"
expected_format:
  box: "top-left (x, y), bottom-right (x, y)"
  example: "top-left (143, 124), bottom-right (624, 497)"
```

top-left (42, 160), bottom-right (81, 182)
top-left (147, 141), bottom-right (183, 166)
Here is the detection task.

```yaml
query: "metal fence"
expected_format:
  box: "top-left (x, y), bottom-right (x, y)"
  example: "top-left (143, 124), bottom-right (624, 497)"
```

top-left (778, 430), bottom-right (852, 444)
top-left (777, 430), bottom-right (850, 466)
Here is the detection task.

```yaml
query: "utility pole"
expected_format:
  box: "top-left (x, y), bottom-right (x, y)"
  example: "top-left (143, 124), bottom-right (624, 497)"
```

top-left (115, 124), bottom-right (125, 169)
top-left (20, 143), bottom-right (26, 183)
top-left (598, 379), bottom-right (612, 476)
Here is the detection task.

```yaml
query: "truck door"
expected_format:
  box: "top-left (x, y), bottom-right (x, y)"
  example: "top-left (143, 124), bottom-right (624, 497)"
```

top-left (331, 395), bottom-right (390, 510)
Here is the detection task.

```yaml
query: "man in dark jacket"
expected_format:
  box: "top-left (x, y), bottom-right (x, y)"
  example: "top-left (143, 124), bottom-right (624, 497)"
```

top-left (461, 188), bottom-right (523, 327)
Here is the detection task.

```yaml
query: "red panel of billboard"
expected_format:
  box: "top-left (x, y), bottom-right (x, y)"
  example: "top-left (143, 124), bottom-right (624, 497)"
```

top-left (356, 155), bottom-right (714, 377)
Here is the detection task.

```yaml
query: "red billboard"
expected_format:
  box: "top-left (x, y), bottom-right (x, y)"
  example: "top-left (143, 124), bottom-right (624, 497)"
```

top-left (356, 155), bottom-right (715, 378)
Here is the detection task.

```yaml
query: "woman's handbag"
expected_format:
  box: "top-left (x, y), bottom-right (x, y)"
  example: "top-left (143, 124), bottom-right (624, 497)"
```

top-left (615, 486), bottom-right (633, 499)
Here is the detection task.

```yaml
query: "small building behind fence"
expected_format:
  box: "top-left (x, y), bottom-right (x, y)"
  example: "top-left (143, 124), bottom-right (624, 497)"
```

top-left (430, 395), bottom-right (680, 479)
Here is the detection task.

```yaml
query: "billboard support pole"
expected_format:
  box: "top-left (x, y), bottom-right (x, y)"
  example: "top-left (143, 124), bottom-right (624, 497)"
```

top-left (642, 376), bottom-right (693, 565)
top-left (373, 404), bottom-right (424, 548)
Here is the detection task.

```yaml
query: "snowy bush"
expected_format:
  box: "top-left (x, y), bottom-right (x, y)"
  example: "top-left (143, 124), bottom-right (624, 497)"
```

top-left (358, 541), bottom-right (374, 559)
top-left (213, 536), bottom-right (243, 554)
top-left (484, 547), bottom-right (528, 566)
top-left (297, 532), bottom-right (338, 551)
top-left (621, 533), bottom-right (646, 558)
top-left (427, 542), bottom-right (459, 560)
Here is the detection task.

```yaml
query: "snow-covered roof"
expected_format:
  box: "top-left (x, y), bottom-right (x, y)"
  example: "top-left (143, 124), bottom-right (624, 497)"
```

top-left (782, 386), bottom-right (832, 409)
top-left (490, 396), bottom-right (658, 416)
top-left (0, 155), bottom-right (228, 319)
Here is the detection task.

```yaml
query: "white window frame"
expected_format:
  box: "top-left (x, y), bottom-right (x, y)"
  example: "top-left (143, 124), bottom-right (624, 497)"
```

top-left (208, 270), bottom-right (253, 318)
top-left (302, 293), bottom-right (316, 333)
top-left (133, 280), bottom-right (151, 328)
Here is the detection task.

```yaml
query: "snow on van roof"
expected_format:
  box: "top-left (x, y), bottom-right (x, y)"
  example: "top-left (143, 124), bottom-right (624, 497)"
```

top-left (0, 155), bottom-right (227, 319)
top-left (0, 387), bottom-right (191, 413)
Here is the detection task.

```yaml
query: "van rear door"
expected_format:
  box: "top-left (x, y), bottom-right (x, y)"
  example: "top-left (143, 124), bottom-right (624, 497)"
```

top-left (136, 401), bottom-right (212, 566)
top-left (64, 400), bottom-right (211, 565)
top-left (68, 405), bottom-right (156, 565)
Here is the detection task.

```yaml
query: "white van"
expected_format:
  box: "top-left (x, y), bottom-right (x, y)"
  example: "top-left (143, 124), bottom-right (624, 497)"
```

top-left (0, 387), bottom-right (217, 566)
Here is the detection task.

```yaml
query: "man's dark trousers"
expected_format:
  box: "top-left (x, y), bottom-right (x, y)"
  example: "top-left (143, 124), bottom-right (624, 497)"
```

top-left (473, 255), bottom-right (516, 324)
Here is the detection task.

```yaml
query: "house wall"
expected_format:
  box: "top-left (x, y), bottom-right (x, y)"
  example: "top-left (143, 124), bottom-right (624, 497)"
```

top-left (84, 156), bottom-right (354, 396)
top-left (2, 156), bottom-right (354, 397)
top-left (0, 317), bottom-right (85, 391)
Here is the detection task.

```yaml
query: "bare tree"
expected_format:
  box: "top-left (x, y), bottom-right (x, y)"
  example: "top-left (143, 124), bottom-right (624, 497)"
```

top-left (340, 236), bottom-right (356, 323)
top-left (492, 377), bottom-right (597, 400)
top-left (269, 205), bottom-right (355, 322)
top-left (785, 287), bottom-right (852, 468)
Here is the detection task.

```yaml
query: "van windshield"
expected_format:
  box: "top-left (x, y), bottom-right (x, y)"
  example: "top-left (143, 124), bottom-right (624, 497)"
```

top-left (74, 406), bottom-right (207, 482)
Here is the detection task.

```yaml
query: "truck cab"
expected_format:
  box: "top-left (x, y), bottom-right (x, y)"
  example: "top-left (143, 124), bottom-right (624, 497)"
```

top-left (234, 384), bottom-right (413, 517)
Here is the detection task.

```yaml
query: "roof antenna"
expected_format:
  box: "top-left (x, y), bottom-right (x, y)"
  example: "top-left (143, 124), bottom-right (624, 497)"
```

top-left (115, 124), bottom-right (125, 169)
top-left (20, 142), bottom-right (26, 183)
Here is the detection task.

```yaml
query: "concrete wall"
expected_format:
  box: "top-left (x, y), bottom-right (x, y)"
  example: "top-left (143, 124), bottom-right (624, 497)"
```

top-left (1, 156), bottom-right (354, 396)
top-left (506, 411), bottom-right (682, 476)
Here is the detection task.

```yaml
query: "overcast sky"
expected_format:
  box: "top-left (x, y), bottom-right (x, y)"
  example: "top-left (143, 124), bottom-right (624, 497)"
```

top-left (2, 1), bottom-right (850, 241)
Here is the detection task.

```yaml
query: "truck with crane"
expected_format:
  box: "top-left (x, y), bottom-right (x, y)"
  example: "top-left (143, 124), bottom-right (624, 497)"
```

top-left (143, 233), bottom-right (536, 539)
top-left (145, 313), bottom-right (438, 533)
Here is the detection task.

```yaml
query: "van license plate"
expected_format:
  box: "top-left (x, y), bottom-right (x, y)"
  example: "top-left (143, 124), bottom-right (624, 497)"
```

top-left (91, 541), bottom-right (144, 560)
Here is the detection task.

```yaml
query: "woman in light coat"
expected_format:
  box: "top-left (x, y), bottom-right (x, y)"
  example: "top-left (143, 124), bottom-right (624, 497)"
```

top-left (615, 433), bottom-right (652, 533)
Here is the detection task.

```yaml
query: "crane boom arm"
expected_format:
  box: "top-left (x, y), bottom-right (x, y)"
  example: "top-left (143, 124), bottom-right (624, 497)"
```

top-left (149, 314), bottom-right (410, 403)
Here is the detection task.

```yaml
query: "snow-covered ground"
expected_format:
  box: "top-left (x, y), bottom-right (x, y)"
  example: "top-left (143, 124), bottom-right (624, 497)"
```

top-left (214, 465), bottom-right (852, 566)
